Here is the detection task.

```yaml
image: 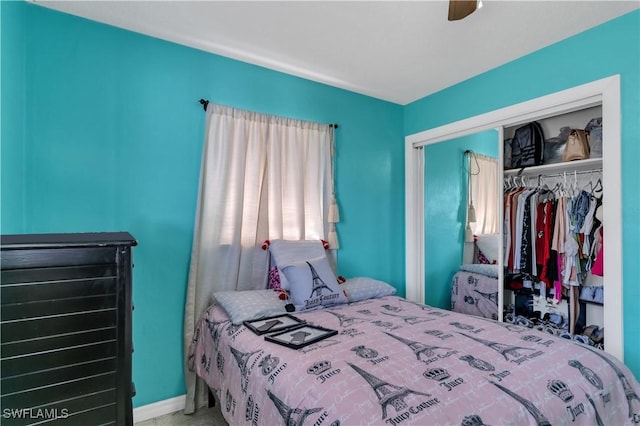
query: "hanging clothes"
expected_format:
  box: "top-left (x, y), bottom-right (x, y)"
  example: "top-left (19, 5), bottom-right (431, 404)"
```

top-left (503, 171), bottom-right (604, 296)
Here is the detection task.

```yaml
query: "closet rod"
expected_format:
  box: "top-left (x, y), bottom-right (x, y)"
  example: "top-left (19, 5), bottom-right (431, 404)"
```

top-left (197, 98), bottom-right (338, 128)
top-left (528, 168), bottom-right (603, 179)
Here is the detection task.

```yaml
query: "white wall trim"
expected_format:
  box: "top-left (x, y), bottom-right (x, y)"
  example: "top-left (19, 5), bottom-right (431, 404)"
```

top-left (405, 141), bottom-right (424, 303)
top-left (133, 395), bottom-right (186, 423)
top-left (405, 75), bottom-right (623, 361)
top-left (496, 126), bottom-right (505, 323)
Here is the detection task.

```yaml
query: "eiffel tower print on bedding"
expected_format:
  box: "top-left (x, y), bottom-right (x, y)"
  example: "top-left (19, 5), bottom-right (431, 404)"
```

top-left (451, 267), bottom-right (499, 320)
top-left (189, 294), bottom-right (640, 425)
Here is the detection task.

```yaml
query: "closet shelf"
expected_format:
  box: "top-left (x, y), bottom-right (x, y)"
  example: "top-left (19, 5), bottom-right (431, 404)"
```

top-left (504, 157), bottom-right (602, 177)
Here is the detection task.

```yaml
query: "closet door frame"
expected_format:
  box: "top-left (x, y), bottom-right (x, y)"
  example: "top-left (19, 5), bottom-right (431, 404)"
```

top-left (405, 75), bottom-right (623, 361)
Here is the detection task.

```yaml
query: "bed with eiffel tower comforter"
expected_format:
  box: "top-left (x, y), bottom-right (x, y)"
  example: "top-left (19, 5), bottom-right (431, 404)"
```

top-left (189, 295), bottom-right (640, 426)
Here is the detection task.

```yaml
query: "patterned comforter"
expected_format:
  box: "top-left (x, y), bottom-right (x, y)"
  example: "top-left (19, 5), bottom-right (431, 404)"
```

top-left (189, 295), bottom-right (640, 425)
top-left (451, 271), bottom-right (499, 320)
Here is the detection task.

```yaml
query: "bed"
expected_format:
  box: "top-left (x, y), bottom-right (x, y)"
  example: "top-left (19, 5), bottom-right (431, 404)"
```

top-left (451, 234), bottom-right (500, 320)
top-left (187, 243), bottom-right (640, 425)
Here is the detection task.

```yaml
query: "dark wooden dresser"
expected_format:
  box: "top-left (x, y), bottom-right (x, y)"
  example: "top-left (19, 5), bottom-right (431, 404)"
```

top-left (1, 232), bottom-right (136, 425)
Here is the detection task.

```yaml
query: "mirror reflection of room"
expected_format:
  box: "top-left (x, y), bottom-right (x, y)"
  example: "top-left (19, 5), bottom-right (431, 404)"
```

top-left (452, 146), bottom-right (500, 320)
top-left (423, 130), bottom-right (498, 316)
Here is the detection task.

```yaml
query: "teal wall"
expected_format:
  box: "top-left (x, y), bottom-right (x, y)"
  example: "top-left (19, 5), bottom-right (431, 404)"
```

top-left (424, 131), bottom-right (498, 309)
top-left (406, 10), bottom-right (640, 377)
top-left (0, 2), bottom-right (404, 407)
top-left (1, 0), bottom-right (26, 230)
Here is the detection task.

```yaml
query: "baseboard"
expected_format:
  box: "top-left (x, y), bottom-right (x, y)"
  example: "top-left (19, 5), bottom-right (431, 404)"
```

top-left (133, 394), bottom-right (186, 423)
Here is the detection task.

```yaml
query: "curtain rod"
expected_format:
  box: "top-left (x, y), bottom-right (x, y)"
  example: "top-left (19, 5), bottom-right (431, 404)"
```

top-left (464, 150), bottom-right (495, 162)
top-left (197, 99), bottom-right (338, 128)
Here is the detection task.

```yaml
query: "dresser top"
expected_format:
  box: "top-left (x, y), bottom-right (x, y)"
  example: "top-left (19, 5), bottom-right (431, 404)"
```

top-left (1, 232), bottom-right (137, 249)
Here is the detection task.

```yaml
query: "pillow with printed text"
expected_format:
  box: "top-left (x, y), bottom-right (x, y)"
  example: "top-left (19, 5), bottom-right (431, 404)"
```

top-left (281, 256), bottom-right (347, 311)
top-left (269, 239), bottom-right (328, 291)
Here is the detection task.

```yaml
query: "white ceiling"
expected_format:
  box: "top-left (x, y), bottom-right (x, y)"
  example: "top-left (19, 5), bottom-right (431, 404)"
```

top-left (33, 1), bottom-right (639, 105)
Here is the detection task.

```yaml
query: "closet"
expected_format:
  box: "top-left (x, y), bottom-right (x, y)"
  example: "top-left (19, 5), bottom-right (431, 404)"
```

top-left (406, 76), bottom-right (623, 361)
top-left (502, 106), bottom-right (605, 350)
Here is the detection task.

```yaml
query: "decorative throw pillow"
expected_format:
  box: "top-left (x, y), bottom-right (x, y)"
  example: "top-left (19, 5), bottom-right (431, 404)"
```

top-left (459, 263), bottom-right (499, 279)
top-left (267, 266), bottom-right (282, 290)
top-left (269, 239), bottom-right (328, 290)
top-left (213, 289), bottom-right (287, 324)
top-left (340, 277), bottom-right (396, 303)
top-left (476, 249), bottom-right (492, 265)
top-left (475, 234), bottom-right (499, 265)
top-left (281, 256), bottom-right (347, 311)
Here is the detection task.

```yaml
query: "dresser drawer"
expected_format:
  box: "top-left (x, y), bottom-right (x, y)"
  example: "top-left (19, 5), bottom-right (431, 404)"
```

top-left (2, 327), bottom-right (117, 358)
top-left (2, 340), bottom-right (117, 377)
top-left (0, 247), bottom-right (116, 269)
top-left (2, 294), bottom-right (117, 322)
top-left (1, 309), bottom-right (117, 343)
top-left (1, 265), bottom-right (118, 304)
top-left (0, 389), bottom-right (117, 426)
top-left (1, 373), bottom-right (118, 424)
top-left (2, 357), bottom-right (118, 394)
top-left (1, 263), bottom-right (118, 285)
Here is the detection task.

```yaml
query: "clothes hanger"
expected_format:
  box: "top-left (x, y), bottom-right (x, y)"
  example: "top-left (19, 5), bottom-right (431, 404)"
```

top-left (566, 170), bottom-right (578, 198)
top-left (558, 172), bottom-right (566, 198)
top-left (504, 176), bottom-right (512, 190)
top-left (538, 176), bottom-right (553, 201)
top-left (581, 171), bottom-right (594, 193)
top-left (592, 177), bottom-right (603, 195)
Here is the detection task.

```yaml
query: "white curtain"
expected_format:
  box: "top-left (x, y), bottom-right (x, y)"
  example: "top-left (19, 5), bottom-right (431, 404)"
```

top-left (183, 104), bottom-right (335, 413)
top-left (469, 154), bottom-right (499, 235)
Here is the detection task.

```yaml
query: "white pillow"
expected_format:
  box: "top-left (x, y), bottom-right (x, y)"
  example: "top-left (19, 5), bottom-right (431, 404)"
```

top-left (281, 256), bottom-right (347, 311)
top-left (341, 277), bottom-right (397, 303)
top-left (475, 234), bottom-right (500, 264)
top-left (269, 239), bottom-right (328, 290)
top-left (459, 263), bottom-right (499, 279)
top-left (213, 290), bottom-right (287, 324)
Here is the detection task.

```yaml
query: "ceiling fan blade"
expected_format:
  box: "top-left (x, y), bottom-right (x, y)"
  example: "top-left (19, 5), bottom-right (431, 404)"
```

top-left (448, 0), bottom-right (477, 21)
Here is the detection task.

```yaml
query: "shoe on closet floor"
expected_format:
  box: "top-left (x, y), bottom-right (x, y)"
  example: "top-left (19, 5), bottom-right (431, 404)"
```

top-left (582, 325), bottom-right (604, 343)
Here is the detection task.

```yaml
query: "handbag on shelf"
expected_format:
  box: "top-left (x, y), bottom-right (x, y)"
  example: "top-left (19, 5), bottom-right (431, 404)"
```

top-left (563, 129), bottom-right (591, 162)
top-left (543, 126), bottom-right (571, 165)
top-left (511, 121), bottom-right (545, 167)
top-left (585, 117), bottom-right (603, 159)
